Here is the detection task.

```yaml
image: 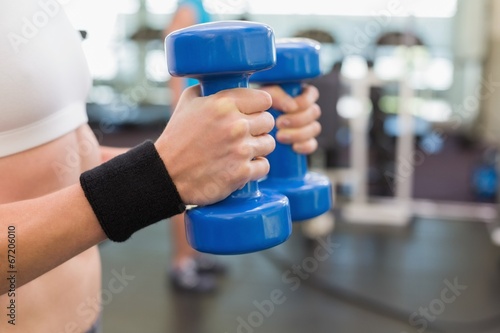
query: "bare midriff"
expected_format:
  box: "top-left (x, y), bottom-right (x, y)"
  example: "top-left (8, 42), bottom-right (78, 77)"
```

top-left (0, 124), bottom-right (103, 333)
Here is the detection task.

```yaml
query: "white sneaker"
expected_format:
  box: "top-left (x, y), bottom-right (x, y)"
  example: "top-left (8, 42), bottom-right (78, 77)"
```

top-left (300, 211), bottom-right (335, 239)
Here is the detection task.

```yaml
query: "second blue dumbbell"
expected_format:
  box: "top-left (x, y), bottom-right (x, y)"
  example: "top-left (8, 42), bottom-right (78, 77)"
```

top-left (251, 38), bottom-right (332, 221)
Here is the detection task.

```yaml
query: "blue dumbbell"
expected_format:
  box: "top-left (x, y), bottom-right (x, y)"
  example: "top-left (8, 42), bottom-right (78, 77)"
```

top-left (165, 21), bottom-right (292, 255)
top-left (250, 38), bottom-right (332, 221)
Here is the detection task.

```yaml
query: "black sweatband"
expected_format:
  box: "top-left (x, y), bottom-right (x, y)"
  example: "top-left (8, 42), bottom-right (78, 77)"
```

top-left (80, 141), bottom-right (186, 242)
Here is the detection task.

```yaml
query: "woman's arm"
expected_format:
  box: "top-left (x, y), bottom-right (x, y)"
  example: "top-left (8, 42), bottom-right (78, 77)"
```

top-left (0, 83), bottom-right (323, 294)
top-left (0, 184), bottom-right (105, 294)
top-left (0, 86), bottom-right (274, 294)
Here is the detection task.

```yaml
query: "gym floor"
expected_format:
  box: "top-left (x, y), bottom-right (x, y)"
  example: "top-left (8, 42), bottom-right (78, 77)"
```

top-left (93, 123), bottom-right (500, 333)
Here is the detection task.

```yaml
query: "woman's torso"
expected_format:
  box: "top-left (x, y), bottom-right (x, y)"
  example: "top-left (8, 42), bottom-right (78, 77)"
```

top-left (0, 1), bottom-right (103, 332)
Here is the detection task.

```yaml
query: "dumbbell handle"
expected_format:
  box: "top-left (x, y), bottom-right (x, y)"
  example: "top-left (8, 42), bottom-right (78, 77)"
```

top-left (199, 74), bottom-right (257, 199)
top-left (266, 82), bottom-right (307, 180)
top-left (200, 75), bottom-right (249, 96)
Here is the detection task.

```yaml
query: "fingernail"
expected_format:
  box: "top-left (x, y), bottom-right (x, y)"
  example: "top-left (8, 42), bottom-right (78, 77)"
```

top-left (277, 132), bottom-right (291, 142)
top-left (277, 118), bottom-right (291, 128)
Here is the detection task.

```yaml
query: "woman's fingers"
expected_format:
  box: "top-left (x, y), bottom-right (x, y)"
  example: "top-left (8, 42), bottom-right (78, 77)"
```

top-left (276, 103), bottom-right (321, 129)
top-left (292, 138), bottom-right (318, 155)
top-left (248, 156), bottom-right (271, 182)
top-left (276, 121), bottom-right (322, 145)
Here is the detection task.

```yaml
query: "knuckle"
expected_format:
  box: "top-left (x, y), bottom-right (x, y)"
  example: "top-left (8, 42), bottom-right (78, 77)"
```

top-left (264, 135), bottom-right (276, 154)
top-left (247, 158), bottom-right (266, 181)
top-left (293, 142), bottom-right (305, 154)
top-left (215, 89), bottom-right (235, 100)
top-left (259, 90), bottom-right (273, 109)
top-left (314, 121), bottom-right (322, 135)
top-left (262, 112), bottom-right (275, 132)
top-left (229, 119), bottom-right (250, 140)
top-left (312, 104), bottom-right (321, 119)
top-left (225, 159), bottom-right (240, 176)
top-left (295, 131), bottom-right (306, 142)
top-left (310, 138), bottom-right (318, 151)
top-left (236, 163), bottom-right (252, 183)
top-left (235, 142), bottom-right (252, 159)
top-left (307, 85), bottom-right (320, 101)
top-left (262, 158), bottom-right (270, 174)
top-left (213, 95), bottom-right (235, 113)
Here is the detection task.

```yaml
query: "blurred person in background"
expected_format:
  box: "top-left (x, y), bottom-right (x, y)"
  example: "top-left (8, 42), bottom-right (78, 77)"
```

top-left (163, 0), bottom-right (222, 293)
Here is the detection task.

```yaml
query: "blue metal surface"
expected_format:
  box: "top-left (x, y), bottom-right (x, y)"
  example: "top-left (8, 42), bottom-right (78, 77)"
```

top-left (251, 38), bottom-right (333, 221)
top-left (165, 21), bottom-right (292, 254)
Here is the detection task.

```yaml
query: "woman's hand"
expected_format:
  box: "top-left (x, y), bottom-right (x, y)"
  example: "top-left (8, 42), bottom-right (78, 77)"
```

top-left (156, 85), bottom-right (275, 206)
top-left (259, 84), bottom-right (321, 155)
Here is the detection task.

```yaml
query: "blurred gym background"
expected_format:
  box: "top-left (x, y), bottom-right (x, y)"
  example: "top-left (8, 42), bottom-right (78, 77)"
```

top-left (65, 1), bottom-right (500, 332)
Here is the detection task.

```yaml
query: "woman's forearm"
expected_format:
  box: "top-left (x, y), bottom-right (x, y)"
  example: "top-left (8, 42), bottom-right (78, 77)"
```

top-left (0, 184), bottom-right (106, 294)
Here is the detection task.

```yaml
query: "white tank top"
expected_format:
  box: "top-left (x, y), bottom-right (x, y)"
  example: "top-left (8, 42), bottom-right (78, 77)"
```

top-left (0, 0), bottom-right (91, 157)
